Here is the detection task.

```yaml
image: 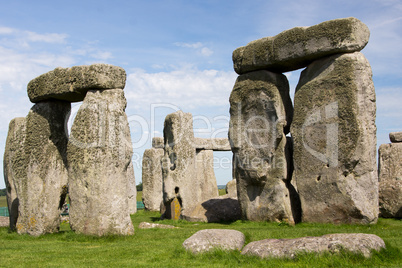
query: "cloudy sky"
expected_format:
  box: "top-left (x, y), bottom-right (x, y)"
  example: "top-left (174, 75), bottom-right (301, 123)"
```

top-left (0, 0), bottom-right (401, 189)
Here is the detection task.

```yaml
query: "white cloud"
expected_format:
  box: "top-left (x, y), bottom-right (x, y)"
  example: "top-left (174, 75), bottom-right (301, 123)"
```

top-left (25, 31), bottom-right (68, 44)
top-left (0, 26), bottom-right (14, 34)
top-left (174, 41), bottom-right (214, 57)
top-left (125, 65), bottom-right (236, 110)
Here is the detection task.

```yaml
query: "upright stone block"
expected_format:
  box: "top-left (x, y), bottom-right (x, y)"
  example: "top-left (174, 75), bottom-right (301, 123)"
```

top-left (3, 118), bottom-right (26, 230)
top-left (292, 52), bottom-right (378, 224)
top-left (378, 143), bottom-right (402, 218)
top-left (161, 111), bottom-right (219, 216)
top-left (16, 101), bottom-right (70, 236)
top-left (142, 146), bottom-right (164, 211)
top-left (228, 70), bottom-right (295, 223)
top-left (68, 89), bottom-right (134, 236)
top-left (127, 161), bottom-right (137, 214)
top-left (233, 17), bottom-right (370, 74)
top-left (195, 150), bottom-right (219, 199)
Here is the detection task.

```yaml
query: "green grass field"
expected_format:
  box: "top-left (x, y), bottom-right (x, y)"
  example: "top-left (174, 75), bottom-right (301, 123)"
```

top-left (0, 210), bottom-right (401, 267)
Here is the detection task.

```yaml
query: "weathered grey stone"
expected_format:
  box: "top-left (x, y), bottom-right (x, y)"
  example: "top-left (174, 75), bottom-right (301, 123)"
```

top-left (3, 117), bottom-right (26, 230)
top-left (195, 150), bottom-right (219, 200)
top-left (225, 179), bottom-right (237, 198)
top-left (378, 143), bottom-right (402, 218)
top-left (16, 101), bottom-right (70, 236)
top-left (138, 222), bottom-right (177, 229)
top-left (389, 132), bottom-right (402, 143)
top-left (142, 148), bottom-right (164, 211)
top-left (68, 89), bottom-right (134, 236)
top-left (292, 52), bottom-right (378, 224)
top-left (378, 143), bottom-right (402, 182)
top-left (27, 64), bottom-right (126, 103)
top-left (228, 70), bottom-right (295, 223)
top-left (127, 161), bottom-right (137, 214)
top-left (181, 196), bottom-right (241, 223)
top-left (152, 137), bottom-right (164, 148)
top-left (0, 216), bottom-right (8, 227)
top-left (233, 17), bottom-right (370, 74)
top-left (242, 233), bottom-right (385, 259)
top-left (379, 180), bottom-right (402, 218)
top-left (193, 138), bottom-right (231, 151)
top-left (162, 111), bottom-right (219, 216)
top-left (183, 229), bottom-right (245, 254)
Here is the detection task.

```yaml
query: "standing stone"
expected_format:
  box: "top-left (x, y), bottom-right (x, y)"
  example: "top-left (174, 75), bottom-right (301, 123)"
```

top-left (142, 141), bottom-right (164, 211)
top-left (233, 17), bottom-right (370, 74)
top-left (16, 101), bottom-right (70, 236)
top-left (195, 149), bottom-right (219, 199)
top-left (127, 161), bottom-right (137, 214)
top-left (228, 70), bottom-right (295, 223)
top-left (68, 89), bottom-right (134, 236)
top-left (378, 143), bottom-right (402, 218)
top-left (3, 118), bottom-right (26, 230)
top-left (292, 52), bottom-right (378, 224)
top-left (162, 111), bottom-right (219, 216)
top-left (225, 179), bottom-right (237, 198)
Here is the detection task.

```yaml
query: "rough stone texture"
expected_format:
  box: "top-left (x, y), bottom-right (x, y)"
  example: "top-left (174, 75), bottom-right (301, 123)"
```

top-left (378, 143), bottom-right (402, 182)
top-left (142, 147), bottom-right (164, 211)
top-left (127, 161), bottom-right (137, 214)
top-left (225, 179), bottom-right (237, 198)
top-left (379, 180), bottom-right (402, 218)
top-left (242, 233), bottom-right (385, 259)
top-left (152, 137), bottom-right (164, 148)
top-left (389, 132), bottom-right (402, 143)
top-left (181, 196), bottom-right (241, 223)
top-left (195, 150), bottom-right (219, 200)
top-left (292, 52), bottom-right (378, 224)
top-left (183, 229), bottom-right (245, 254)
top-left (138, 222), bottom-right (177, 229)
top-left (233, 17), bottom-right (370, 74)
top-left (162, 111), bottom-right (219, 215)
top-left (228, 70), bottom-right (295, 223)
top-left (3, 117), bottom-right (26, 230)
top-left (28, 64), bottom-right (126, 103)
top-left (16, 101), bottom-right (70, 236)
top-left (378, 143), bottom-right (402, 218)
top-left (0, 217), bottom-right (9, 227)
top-left (68, 89), bottom-right (134, 236)
top-left (194, 138), bottom-right (231, 151)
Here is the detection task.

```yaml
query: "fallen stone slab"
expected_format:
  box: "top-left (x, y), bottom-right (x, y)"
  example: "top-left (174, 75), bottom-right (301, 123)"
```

top-left (183, 229), bottom-right (245, 254)
top-left (28, 64), bottom-right (126, 102)
top-left (389, 132), bottom-right (402, 143)
top-left (138, 222), bottom-right (177, 229)
top-left (242, 233), bottom-right (385, 259)
top-left (181, 196), bottom-right (241, 223)
top-left (233, 17), bottom-right (369, 74)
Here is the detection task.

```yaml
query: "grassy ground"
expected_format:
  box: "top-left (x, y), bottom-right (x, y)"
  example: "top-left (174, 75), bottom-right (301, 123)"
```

top-left (0, 195), bottom-right (7, 207)
top-left (0, 210), bottom-right (401, 267)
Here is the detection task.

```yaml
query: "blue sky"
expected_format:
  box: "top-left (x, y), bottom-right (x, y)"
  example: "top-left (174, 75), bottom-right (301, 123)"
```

top-left (1, 0), bottom-right (401, 189)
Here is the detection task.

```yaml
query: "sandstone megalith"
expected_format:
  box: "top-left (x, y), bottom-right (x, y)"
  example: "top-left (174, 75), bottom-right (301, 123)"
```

top-left (16, 101), bottom-right (70, 236)
top-left (233, 17), bottom-right (369, 74)
top-left (27, 64), bottom-right (126, 103)
top-left (228, 70), bottom-right (295, 223)
top-left (161, 111), bottom-right (219, 216)
top-left (378, 135), bottom-right (402, 218)
top-left (292, 52), bottom-right (378, 224)
top-left (142, 138), bottom-right (164, 211)
top-left (68, 88), bottom-right (134, 236)
top-left (3, 117), bottom-right (26, 230)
